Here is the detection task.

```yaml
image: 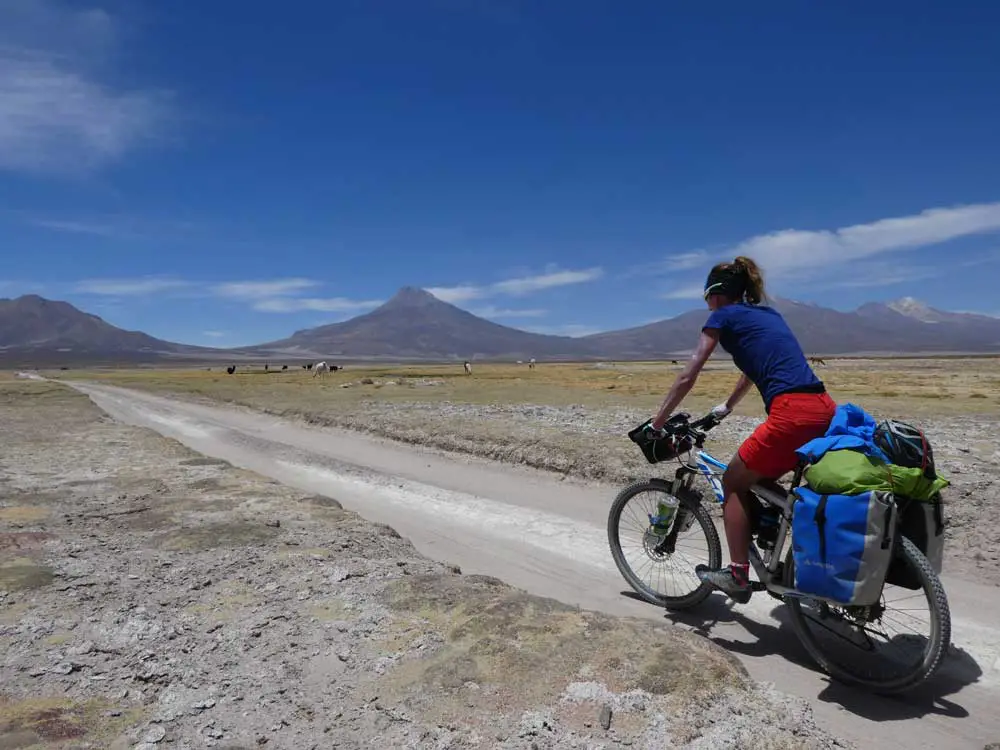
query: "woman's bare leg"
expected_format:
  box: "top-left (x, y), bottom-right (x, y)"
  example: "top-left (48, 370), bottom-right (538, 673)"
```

top-left (721, 453), bottom-right (762, 565)
top-left (696, 452), bottom-right (763, 603)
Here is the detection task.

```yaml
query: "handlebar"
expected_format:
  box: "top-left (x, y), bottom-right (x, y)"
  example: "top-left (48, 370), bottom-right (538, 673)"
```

top-left (643, 411), bottom-right (723, 445)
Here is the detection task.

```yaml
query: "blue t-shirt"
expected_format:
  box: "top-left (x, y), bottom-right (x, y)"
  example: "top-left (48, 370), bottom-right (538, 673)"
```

top-left (703, 303), bottom-right (823, 411)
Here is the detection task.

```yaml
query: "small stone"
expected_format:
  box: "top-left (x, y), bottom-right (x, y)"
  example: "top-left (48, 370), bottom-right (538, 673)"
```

top-left (599, 705), bottom-right (613, 730)
top-left (142, 724), bottom-right (166, 744)
top-left (266, 520), bottom-right (281, 528)
top-left (50, 662), bottom-right (76, 675)
top-left (68, 641), bottom-right (95, 656)
top-left (193, 698), bottom-right (217, 710)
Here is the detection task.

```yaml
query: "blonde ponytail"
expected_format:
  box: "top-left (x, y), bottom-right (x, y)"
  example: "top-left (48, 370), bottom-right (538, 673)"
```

top-left (733, 256), bottom-right (766, 304)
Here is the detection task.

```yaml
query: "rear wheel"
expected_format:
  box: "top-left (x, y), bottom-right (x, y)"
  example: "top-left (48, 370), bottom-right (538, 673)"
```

top-left (783, 535), bottom-right (951, 694)
top-left (607, 479), bottom-right (722, 610)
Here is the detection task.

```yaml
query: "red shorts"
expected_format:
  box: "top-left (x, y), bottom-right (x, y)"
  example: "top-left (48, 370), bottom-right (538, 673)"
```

top-left (738, 391), bottom-right (837, 478)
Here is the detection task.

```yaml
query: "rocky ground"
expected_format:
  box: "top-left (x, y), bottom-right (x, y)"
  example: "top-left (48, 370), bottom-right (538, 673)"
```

top-left (0, 380), bottom-right (852, 749)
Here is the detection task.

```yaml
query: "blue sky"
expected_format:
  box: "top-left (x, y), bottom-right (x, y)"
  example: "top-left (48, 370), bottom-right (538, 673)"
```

top-left (1, 0), bottom-right (999, 346)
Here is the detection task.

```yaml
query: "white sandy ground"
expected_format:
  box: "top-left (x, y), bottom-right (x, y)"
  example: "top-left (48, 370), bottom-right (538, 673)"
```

top-left (60, 380), bottom-right (1000, 750)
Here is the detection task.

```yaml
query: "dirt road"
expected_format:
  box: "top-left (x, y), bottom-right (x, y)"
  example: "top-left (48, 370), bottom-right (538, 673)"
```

top-left (67, 381), bottom-right (999, 749)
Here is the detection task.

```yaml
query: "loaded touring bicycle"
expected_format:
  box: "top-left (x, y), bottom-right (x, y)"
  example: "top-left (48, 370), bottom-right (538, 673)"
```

top-left (607, 407), bottom-right (951, 694)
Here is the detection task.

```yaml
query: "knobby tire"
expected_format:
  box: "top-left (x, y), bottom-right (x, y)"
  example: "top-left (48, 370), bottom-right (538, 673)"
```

top-left (607, 479), bottom-right (722, 610)
top-left (783, 534), bottom-right (951, 694)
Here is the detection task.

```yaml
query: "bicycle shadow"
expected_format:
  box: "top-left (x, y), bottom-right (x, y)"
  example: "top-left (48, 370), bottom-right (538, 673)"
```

top-left (620, 589), bottom-right (982, 721)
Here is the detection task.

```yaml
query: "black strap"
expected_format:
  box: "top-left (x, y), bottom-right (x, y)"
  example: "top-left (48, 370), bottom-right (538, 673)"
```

top-left (881, 500), bottom-right (894, 549)
top-left (932, 494), bottom-right (945, 536)
top-left (815, 494), bottom-right (829, 563)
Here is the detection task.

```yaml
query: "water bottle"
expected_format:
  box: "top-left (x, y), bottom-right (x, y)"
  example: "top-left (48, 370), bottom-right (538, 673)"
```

top-left (652, 495), bottom-right (679, 533)
top-left (756, 505), bottom-right (780, 550)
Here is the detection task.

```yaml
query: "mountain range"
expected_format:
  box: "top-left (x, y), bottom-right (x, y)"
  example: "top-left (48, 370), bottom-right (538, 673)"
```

top-left (1, 289), bottom-right (999, 364)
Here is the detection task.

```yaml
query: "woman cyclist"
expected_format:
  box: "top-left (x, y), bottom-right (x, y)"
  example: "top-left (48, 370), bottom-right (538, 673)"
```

top-left (648, 256), bottom-right (836, 603)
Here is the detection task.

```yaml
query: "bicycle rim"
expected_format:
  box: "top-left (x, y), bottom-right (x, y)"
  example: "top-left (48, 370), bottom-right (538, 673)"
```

top-left (784, 535), bottom-right (951, 694)
top-left (607, 479), bottom-right (721, 610)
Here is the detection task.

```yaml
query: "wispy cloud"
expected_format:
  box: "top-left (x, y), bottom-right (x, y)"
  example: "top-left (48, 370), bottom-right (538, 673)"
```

top-left (252, 297), bottom-right (383, 313)
top-left (20, 212), bottom-right (198, 240)
top-left (211, 279), bottom-right (322, 299)
top-left (0, 0), bottom-right (173, 175)
top-left (625, 250), bottom-right (715, 279)
top-left (425, 284), bottom-right (484, 304)
top-left (492, 267), bottom-right (604, 295)
top-left (26, 217), bottom-right (133, 238)
top-left (469, 306), bottom-right (548, 319)
top-left (428, 266), bottom-right (603, 303)
top-left (651, 201), bottom-right (1000, 300)
top-left (522, 323), bottom-right (605, 338)
top-left (661, 283), bottom-right (707, 300)
top-left (69, 275), bottom-right (381, 314)
top-left (202, 330), bottom-right (226, 338)
top-left (74, 276), bottom-right (191, 296)
top-left (732, 201), bottom-right (1000, 280)
top-left (821, 262), bottom-right (940, 290)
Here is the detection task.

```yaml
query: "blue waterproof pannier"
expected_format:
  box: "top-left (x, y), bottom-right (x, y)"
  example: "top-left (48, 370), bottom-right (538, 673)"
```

top-left (791, 486), bottom-right (898, 606)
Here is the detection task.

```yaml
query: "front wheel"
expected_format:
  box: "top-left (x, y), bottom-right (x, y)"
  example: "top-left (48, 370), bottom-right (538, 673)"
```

top-left (783, 534), bottom-right (951, 694)
top-left (607, 479), bottom-right (722, 610)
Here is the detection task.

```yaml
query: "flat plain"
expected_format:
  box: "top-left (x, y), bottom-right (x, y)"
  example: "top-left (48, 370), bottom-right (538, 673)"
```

top-left (51, 356), bottom-right (1000, 585)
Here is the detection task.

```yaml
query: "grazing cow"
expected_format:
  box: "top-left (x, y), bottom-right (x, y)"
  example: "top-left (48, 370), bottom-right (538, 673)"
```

top-left (281, 364), bottom-right (288, 371)
top-left (671, 360), bottom-right (679, 365)
top-left (463, 361), bottom-right (472, 375)
top-left (313, 361), bottom-right (331, 377)
top-left (226, 365), bottom-right (236, 375)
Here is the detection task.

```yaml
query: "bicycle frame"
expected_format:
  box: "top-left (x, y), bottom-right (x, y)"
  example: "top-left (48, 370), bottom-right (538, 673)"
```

top-left (676, 447), bottom-right (806, 596)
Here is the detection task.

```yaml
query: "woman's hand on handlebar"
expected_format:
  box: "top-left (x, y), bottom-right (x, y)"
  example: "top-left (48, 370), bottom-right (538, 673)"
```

top-left (710, 402), bottom-right (732, 420)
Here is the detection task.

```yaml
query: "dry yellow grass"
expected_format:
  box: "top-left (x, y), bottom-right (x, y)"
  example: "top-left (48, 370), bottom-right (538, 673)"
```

top-left (44, 356), bottom-right (1000, 417)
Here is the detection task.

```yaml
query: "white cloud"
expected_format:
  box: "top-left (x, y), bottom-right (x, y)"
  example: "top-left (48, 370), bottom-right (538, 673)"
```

top-left (0, 0), bottom-right (172, 175)
top-left (821, 262), bottom-right (939, 290)
top-left (27, 217), bottom-right (131, 237)
top-left (427, 266), bottom-right (603, 303)
top-left (523, 323), bottom-right (604, 338)
top-left (492, 267), bottom-right (603, 295)
top-left (17, 211), bottom-right (203, 241)
top-left (661, 283), bottom-right (707, 300)
top-left (252, 297), bottom-right (383, 313)
top-left (626, 251), bottom-right (714, 279)
top-left (202, 330), bottom-right (226, 338)
top-left (731, 201), bottom-right (1000, 280)
top-left (469, 306), bottom-right (548, 319)
top-left (425, 284), bottom-right (485, 303)
top-left (74, 276), bottom-right (191, 295)
top-left (211, 279), bottom-right (322, 299)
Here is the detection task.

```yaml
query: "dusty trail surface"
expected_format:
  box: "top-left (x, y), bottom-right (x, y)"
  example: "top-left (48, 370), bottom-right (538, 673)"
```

top-left (1, 380), bottom-right (846, 749)
top-left (57, 382), bottom-right (1000, 747)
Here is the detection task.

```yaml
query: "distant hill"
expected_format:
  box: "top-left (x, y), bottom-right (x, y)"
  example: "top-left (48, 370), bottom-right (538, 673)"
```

top-left (0, 294), bottom-right (223, 363)
top-left (244, 287), bottom-right (596, 360)
top-left (3, 290), bottom-right (999, 365)
top-left (583, 297), bottom-right (1000, 357)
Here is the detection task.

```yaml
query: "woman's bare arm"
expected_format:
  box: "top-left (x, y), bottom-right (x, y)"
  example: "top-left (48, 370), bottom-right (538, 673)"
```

top-left (651, 330), bottom-right (719, 429)
top-left (725, 373), bottom-right (754, 411)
